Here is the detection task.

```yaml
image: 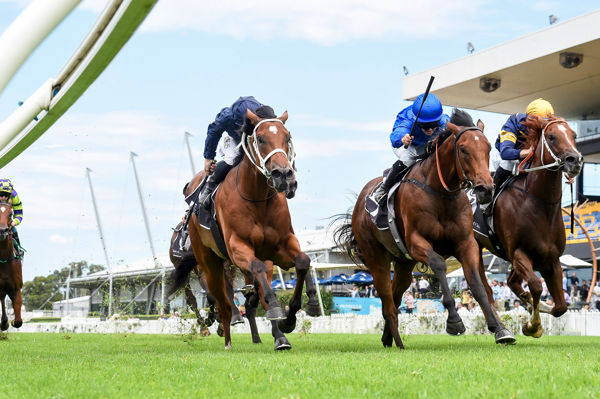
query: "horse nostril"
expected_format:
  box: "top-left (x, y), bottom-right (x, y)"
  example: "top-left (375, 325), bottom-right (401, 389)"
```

top-left (565, 155), bottom-right (577, 164)
top-left (285, 169), bottom-right (293, 179)
top-left (271, 169), bottom-right (282, 179)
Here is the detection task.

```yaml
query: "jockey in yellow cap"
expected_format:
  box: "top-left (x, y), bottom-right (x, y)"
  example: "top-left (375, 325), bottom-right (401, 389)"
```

top-left (493, 98), bottom-right (554, 188)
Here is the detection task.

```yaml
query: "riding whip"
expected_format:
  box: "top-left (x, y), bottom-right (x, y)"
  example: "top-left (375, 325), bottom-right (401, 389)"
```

top-left (405, 75), bottom-right (435, 148)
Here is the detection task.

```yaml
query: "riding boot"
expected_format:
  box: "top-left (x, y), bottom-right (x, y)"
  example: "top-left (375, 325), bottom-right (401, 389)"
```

top-left (369, 160), bottom-right (407, 205)
top-left (12, 227), bottom-right (23, 257)
top-left (493, 167), bottom-right (512, 190)
top-left (198, 161), bottom-right (233, 209)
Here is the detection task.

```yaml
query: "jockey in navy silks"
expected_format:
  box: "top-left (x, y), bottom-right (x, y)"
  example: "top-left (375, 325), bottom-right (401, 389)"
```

top-left (370, 92), bottom-right (450, 204)
top-left (197, 96), bottom-right (276, 208)
top-left (493, 98), bottom-right (555, 188)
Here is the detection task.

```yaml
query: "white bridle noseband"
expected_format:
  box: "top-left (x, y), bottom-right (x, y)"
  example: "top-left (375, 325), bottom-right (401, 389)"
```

top-left (520, 119), bottom-right (568, 173)
top-left (239, 118), bottom-right (296, 178)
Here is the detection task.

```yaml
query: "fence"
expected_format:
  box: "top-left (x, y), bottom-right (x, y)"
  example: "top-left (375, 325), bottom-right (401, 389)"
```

top-left (8, 310), bottom-right (600, 336)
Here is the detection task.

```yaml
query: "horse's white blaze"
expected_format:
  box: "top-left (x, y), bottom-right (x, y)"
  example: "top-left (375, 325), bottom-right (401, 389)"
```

top-left (557, 125), bottom-right (579, 153)
top-left (474, 136), bottom-right (480, 141)
top-left (269, 126), bottom-right (278, 135)
top-left (0, 207), bottom-right (5, 213)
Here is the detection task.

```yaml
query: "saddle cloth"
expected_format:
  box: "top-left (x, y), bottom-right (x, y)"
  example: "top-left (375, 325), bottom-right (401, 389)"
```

top-left (171, 177), bottom-right (231, 261)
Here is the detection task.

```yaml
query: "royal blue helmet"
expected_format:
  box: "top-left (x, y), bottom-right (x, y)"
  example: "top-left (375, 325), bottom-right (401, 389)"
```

top-left (411, 93), bottom-right (443, 123)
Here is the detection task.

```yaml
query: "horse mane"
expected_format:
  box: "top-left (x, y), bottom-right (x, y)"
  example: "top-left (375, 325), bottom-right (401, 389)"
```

top-left (419, 108), bottom-right (474, 161)
top-left (240, 105), bottom-right (278, 136)
top-left (521, 116), bottom-right (566, 149)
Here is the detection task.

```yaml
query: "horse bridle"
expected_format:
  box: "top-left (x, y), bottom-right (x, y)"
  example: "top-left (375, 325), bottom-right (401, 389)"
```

top-left (240, 118), bottom-right (296, 180)
top-left (518, 119), bottom-right (569, 173)
top-left (435, 126), bottom-right (483, 192)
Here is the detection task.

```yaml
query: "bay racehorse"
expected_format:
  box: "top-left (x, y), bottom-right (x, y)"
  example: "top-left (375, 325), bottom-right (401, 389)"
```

top-left (476, 116), bottom-right (583, 337)
top-left (171, 108), bottom-right (319, 350)
top-left (335, 109), bottom-right (514, 349)
top-left (0, 201), bottom-right (23, 331)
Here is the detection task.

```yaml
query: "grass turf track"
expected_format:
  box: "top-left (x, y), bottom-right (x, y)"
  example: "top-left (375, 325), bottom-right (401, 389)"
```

top-left (0, 333), bottom-right (598, 398)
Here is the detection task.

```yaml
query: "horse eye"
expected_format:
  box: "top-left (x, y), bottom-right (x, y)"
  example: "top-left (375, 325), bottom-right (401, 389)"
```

top-left (256, 136), bottom-right (265, 144)
top-left (548, 134), bottom-right (556, 142)
top-left (460, 147), bottom-right (469, 156)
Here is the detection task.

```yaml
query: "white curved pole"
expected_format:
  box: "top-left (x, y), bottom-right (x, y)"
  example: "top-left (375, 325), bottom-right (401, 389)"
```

top-left (0, 0), bottom-right (81, 95)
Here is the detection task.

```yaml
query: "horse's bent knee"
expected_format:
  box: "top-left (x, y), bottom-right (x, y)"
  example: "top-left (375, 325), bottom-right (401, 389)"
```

top-left (552, 304), bottom-right (567, 317)
top-left (294, 253), bottom-right (310, 273)
top-left (250, 260), bottom-right (268, 274)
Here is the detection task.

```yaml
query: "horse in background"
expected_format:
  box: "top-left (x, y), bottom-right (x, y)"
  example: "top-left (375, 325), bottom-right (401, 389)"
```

top-left (171, 108), bottom-right (319, 350)
top-left (476, 116), bottom-right (583, 337)
top-left (335, 109), bottom-right (514, 349)
top-left (0, 201), bottom-right (23, 331)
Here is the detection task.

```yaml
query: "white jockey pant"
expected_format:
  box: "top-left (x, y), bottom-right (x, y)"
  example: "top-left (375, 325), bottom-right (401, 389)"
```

top-left (222, 134), bottom-right (242, 166)
top-left (392, 144), bottom-right (427, 166)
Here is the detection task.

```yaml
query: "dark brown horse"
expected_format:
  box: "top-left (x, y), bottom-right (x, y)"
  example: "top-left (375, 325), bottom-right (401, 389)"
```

top-left (0, 201), bottom-right (23, 331)
top-left (171, 108), bottom-right (319, 350)
top-left (476, 116), bottom-right (583, 337)
top-left (335, 109), bottom-right (514, 349)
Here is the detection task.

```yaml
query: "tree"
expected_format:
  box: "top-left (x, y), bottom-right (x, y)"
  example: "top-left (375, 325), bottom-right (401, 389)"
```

top-left (21, 261), bottom-right (105, 310)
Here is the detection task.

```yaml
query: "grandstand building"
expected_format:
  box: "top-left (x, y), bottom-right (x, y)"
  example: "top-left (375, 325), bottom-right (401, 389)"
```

top-left (403, 9), bottom-right (600, 273)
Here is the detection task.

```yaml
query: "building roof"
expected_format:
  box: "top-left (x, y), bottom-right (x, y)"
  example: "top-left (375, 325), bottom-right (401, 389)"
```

top-left (402, 10), bottom-right (600, 120)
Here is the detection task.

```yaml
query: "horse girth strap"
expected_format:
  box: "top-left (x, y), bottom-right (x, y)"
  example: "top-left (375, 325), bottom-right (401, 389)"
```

top-left (400, 176), bottom-right (461, 199)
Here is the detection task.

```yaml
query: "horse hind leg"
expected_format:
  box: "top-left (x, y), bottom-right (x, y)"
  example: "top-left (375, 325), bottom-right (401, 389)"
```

top-left (223, 264), bottom-right (244, 326)
top-left (244, 291), bottom-right (262, 344)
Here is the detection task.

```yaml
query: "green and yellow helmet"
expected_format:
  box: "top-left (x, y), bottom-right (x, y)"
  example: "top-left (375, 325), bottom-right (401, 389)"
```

top-left (0, 179), bottom-right (14, 196)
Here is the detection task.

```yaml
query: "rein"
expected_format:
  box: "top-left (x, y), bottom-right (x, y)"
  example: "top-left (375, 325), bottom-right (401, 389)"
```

top-left (435, 126), bottom-right (483, 192)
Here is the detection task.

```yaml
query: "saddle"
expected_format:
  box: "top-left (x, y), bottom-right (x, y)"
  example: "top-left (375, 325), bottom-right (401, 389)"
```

top-left (365, 165), bottom-right (415, 259)
top-left (468, 175), bottom-right (517, 261)
top-left (171, 177), bottom-right (231, 262)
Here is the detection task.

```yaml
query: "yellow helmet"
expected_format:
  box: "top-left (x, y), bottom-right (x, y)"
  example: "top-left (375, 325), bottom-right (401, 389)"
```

top-left (526, 98), bottom-right (554, 117)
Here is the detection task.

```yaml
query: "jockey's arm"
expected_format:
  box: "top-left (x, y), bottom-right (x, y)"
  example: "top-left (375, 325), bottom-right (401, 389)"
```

top-left (12, 194), bottom-right (23, 226)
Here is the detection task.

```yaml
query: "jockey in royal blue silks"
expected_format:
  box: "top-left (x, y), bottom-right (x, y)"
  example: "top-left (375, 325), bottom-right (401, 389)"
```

top-left (197, 96), bottom-right (277, 208)
top-left (370, 92), bottom-right (450, 204)
top-left (493, 98), bottom-right (554, 188)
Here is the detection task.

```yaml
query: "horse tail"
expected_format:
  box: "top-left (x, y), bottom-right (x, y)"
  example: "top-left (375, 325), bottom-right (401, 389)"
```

top-left (168, 252), bottom-right (196, 297)
top-left (330, 211), bottom-right (362, 265)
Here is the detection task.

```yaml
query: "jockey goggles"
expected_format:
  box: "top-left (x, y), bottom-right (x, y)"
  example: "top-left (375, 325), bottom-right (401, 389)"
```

top-left (417, 121), bottom-right (439, 130)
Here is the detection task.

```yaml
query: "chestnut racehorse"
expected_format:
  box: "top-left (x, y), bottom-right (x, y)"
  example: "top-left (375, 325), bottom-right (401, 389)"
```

top-left (0, 201), bottom-right (23, 331)
top-left (335, 109), bottom-right (514, 349)
top-left (171, 108), bottom-right (319, 350)
top-left (476, 116), bottom-right (583, 337)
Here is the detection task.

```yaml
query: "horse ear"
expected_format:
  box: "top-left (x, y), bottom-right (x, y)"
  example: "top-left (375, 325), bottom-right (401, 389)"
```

top-left (446, 122), bottom-right (459, 133)
top-left (476, 119), bottom-right (484, 132)
top-left (247, 109), bottom-right (261, 125)
top-left (279, 111), bottom-right (288, 124)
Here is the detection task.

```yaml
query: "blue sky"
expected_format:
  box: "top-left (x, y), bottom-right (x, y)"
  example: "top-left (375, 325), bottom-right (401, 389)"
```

top-left (1, 0), bottom-right (598, 282)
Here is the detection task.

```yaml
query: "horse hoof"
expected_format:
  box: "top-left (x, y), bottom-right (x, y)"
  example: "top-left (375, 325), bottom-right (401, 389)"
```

top-left (217, 323), bottom-right (224, 337)
top-left (446, 320), bottom-right (466, 336)
top-left (225, 343), bottom-right (232, 350)
top-left (274, 337), bottom-right (291, 351)
top-left (306, 302), bottom-right (321, 317)
top-left (495, 328), bottom-right (516, 345)
top-left (230, 313), bottom-right (244, 326)
top-left (11, 320), bottom-right (22, 329)
top-left (252, 336), bottom-right (262, 344)
top-left (522, 323), bottom-right (543, 338)
top-left (277, 319), bottom-right (296, 334)
top-left (266, 306), bottom-right (286, 321)
top-left (0, 321), bottom-right (8, 331)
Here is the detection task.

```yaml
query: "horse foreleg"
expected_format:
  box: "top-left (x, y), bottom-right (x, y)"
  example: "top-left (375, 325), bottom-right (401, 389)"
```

top-left (277, 253), bottom-right (311, 334)
top-left (541, 259), bottom-right (568, 318)
top-left (457, 242), bottom-right (514, 344)
top-left (513, 249), bottom-right (543, 338)
top-left (409, 236), bottom-right (464, 336)
top-left (9, 290), bottom-right (22, 328)
top-left (0, 296), bottom-right (8, 331)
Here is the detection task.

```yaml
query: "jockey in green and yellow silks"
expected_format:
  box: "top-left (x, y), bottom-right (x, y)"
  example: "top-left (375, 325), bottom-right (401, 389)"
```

top-left (0, 179), bottom-right (24, 256)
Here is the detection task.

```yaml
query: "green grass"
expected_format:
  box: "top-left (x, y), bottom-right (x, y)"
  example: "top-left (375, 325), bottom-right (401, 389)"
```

top-left (0, 332), bottom-right (598, 398)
